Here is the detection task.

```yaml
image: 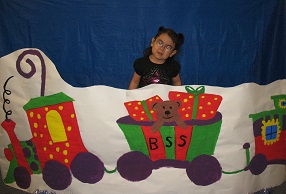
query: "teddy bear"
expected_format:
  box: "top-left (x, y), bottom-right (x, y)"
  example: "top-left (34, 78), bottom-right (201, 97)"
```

top-left (151, 100), bottom-right (188, 133)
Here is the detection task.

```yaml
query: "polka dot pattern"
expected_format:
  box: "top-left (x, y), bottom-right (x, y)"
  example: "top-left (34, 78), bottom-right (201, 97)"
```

top-left (124, 95), bottom-right (163, 121)
top-left (169, 91), bottom-right (222, 120)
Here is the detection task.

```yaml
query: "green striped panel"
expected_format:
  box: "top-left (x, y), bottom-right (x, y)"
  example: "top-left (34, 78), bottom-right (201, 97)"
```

top-left (160, 126), bottom-right (175, 160)
top-left (117, 123), bottom-right (149, 156)
top-left (186, 120), bottom-right (222, 161)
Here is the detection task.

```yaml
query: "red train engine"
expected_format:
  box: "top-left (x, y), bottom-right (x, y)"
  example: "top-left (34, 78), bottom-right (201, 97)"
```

top-left (2, 92), bottom-right (104, 190)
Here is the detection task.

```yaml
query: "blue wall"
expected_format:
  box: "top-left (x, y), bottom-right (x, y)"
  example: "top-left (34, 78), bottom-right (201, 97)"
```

top-left (0, 0), bottom-right (285, 88)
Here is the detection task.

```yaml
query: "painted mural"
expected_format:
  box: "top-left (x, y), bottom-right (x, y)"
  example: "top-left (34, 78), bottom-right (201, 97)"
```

top-left (0, 49), bottom-right (285, 194)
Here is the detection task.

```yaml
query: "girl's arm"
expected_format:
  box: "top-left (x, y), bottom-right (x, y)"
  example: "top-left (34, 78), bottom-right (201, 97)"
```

top-left (128, 72), bottom-right (141, 89)
top-left (172, 74), bottom-right (182, 86)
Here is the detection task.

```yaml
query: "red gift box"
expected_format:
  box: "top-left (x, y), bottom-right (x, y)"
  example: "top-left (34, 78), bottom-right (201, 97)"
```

top-left (169, 86), bottom-right (222, 120)
top-left (124, 95), bottom-right (163, 121)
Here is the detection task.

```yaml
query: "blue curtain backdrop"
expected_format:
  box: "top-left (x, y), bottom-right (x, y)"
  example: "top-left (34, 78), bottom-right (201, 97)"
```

top-left (0, 0), bottom-right (285, 89)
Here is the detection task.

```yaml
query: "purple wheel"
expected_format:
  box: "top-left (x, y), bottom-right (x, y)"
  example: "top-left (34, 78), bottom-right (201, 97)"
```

top-left (186, 155), bottom-right (222, 186)
top-left (71, 152), bottom-right (104, 184)
top-left (14, 166), bottom-right (31, 189)
top-left (117, 151), bottom-right (153, 181)
top-left (42, 160), bottom-right (72, 190)
top-left (248, 154), bottom-right (268, 175)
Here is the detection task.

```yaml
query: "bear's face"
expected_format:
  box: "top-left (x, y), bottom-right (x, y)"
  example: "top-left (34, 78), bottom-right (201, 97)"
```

top-left (152, 100), bottom-right (181, 122)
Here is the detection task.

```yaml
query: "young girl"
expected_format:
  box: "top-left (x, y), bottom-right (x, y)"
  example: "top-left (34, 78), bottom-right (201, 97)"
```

top-left (128, 26), bottom-right (184, 89)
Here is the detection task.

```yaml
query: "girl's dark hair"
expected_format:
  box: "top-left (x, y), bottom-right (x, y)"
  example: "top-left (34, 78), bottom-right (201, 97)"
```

top-left (144, 26), bottom-right (184, 57)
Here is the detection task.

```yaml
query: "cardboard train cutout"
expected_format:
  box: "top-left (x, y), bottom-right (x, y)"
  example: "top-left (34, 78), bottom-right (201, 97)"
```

top-left (0, 49), bottom-right (285, 194)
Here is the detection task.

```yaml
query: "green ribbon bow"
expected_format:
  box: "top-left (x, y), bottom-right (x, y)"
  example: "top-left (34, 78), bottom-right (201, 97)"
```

top-left (185, 86), bottom-right (205, 119)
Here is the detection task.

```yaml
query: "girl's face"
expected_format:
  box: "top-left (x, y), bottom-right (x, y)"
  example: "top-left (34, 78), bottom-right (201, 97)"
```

top-left (150, 33), bottom-right (177, 64)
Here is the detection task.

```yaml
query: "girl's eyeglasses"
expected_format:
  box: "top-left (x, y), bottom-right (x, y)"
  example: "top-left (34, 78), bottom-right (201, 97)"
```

top-left (155, 40), bottom-right (173, 52)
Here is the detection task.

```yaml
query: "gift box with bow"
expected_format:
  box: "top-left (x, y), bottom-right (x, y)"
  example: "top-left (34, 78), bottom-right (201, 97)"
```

top-left (124, 95), bottom-right (163, 121)
top-left (168, 86), bottom-right (222, 120)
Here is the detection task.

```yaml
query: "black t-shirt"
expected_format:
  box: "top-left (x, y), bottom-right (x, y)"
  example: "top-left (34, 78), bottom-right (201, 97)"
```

top-left (134, 56), bottom-right (181, 88)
